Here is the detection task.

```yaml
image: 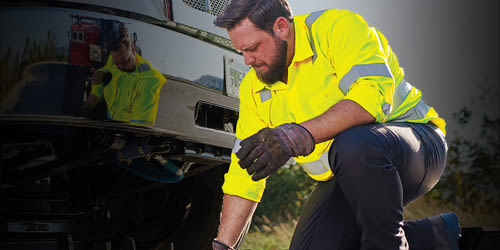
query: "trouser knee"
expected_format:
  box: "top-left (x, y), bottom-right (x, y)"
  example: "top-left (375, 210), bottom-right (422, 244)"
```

top-left (329, 125), bottom-right (389, 179)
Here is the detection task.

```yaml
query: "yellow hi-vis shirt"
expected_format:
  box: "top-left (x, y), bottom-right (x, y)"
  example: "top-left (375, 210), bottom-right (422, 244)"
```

top-left (90, 53), bottom-right (166, 126)
top-left (222, 9), bottom-right (446, 202)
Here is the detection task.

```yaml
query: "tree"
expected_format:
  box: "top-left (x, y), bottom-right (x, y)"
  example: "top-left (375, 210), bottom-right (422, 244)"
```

top-left (430, 87), bottom-right (500, 212)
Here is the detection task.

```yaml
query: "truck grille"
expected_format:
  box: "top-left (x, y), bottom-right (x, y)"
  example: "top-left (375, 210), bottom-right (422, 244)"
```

top-left (182, 0), bottom-right (230, 16)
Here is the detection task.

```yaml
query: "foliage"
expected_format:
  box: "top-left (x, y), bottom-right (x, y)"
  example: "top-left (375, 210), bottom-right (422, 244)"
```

top-left (429, 105), bottom-right (500, 212)
top-left (240, 218), bottom-right (295, 250)
top-left (251, 164), bottom-right (316, 231)
top-left (0, 31), bottom-right (63, 101)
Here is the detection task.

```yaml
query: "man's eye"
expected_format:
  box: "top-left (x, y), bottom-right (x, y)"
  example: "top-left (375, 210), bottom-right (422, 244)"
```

top-left (244, 46), bottom-right (257, 52)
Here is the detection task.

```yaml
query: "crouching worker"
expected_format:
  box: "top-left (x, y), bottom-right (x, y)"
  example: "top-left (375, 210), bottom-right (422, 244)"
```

top-left (212, 0), bottom-right (460, 249)
top-left (80, 23), bottom-right (166, 126)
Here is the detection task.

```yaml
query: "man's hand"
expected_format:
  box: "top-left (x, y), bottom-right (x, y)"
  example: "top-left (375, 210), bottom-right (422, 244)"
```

top-left (236, 123), bottom-right (315, 181)
top-left (212, 239), bottom-right (234, 250)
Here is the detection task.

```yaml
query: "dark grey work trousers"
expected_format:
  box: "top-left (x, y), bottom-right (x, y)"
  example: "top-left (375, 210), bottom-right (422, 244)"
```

top-left (289, 122), bottom-right (448, 250)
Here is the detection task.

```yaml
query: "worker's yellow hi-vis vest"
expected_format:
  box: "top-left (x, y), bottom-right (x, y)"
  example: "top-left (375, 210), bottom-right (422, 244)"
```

top-left (222, 9), bottom-right (446, 202)
top-left (90, 53), bottom-right (166, 126)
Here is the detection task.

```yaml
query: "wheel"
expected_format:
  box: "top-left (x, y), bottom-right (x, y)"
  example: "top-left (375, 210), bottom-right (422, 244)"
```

top-left (169, 165), bottom-right (227, 250)
top-left (85, 162), bottom-right (229, 250)
top-left (120, 236), bottom-right (136, 250)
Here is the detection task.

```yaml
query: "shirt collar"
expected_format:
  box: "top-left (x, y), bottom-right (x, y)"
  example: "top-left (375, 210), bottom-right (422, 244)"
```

top-left (253, 19), bottom-right (314, 93)
top-left (291, 19), bottom-right (315, 65)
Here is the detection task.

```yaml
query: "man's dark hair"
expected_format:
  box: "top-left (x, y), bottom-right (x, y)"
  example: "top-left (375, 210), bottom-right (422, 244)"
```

top-left (214, 0), bottom-right (293, 34)
top-left (108, 23), bottom-right (131, 51)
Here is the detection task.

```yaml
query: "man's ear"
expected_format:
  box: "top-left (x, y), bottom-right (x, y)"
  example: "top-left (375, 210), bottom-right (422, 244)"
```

top-left (273, 17), bottom-right (290, 39)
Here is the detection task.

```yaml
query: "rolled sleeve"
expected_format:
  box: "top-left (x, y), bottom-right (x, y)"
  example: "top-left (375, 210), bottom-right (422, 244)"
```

top-left (222, 152), bottom-right (266, 202)
top-left (222, 73), bottom-right (268, 202)
top-left (90, 83), bottom-right (104, 100)
top-left (343, 76), bottom-right (395, 122)
top-left (325, 12), bottom-right (396, 122)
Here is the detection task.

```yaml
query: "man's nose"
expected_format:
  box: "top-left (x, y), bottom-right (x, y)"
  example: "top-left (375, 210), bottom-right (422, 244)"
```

top-left (243, 53), bottom-right (256, 66)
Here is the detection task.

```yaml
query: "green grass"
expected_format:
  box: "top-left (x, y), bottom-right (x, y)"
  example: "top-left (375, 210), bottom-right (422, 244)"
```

top-left (239, 196), bottom-right (500, 250)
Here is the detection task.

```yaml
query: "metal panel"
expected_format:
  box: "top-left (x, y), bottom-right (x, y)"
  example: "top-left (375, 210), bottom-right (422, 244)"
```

top-left (0, 5), bottom-right (242, 148)
top-left (155, 77), bottom-right (238, 149)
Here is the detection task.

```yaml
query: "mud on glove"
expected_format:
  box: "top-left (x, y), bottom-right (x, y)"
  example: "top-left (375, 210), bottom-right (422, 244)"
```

top-left (236, 123), bottom-right (315, 181)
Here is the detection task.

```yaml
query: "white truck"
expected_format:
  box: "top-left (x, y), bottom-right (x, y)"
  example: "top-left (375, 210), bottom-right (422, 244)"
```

top-left (0, 1), bottom-right (248, 249)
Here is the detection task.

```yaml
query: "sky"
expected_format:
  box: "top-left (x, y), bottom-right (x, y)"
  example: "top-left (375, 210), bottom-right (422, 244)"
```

top-left (287, 0), bottom-right (500, 138)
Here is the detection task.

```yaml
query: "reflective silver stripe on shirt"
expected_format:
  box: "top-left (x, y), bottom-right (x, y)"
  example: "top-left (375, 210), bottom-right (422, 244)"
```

top-left (298, 151), bottom-right (331, 175)
top-left (382, 102), bottom-right (392, 116)
top-left (393, 79), bottom-right (413, 110)
top-left (391, 98), bottom-right (430, 122)
top-left (390, 79), bottom-right (431, 121)
top-left (260, 89), bottom-right (272, 102)
top-left (305, 9), bottom-right (327, 63)
top-left (232, 138), bottom-right (243, 154)
top-left (338, 63), bottom-right (393, 95)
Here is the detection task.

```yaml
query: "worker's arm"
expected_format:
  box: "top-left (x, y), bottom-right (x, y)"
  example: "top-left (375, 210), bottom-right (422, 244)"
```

top-left (85, 70), bottom-right (108, 109)
top-left (78, 70), bottom-right (107, 117)
top-left (86, 94), bottom-right (100, 110)
top-left (301, 99), bottom-right (375, 144)
top-left (215, 194), bottom-right (258, 249)
top-left (236, 100), bottom-right (375, 181)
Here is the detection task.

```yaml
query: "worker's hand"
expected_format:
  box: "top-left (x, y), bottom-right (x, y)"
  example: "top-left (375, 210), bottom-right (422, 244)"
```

top-left (92, 71), bottom-right (112, 87)
top-left (212, 239), bottom-right (234, 250)
top-left (236, 123), bottom-right (315, 181)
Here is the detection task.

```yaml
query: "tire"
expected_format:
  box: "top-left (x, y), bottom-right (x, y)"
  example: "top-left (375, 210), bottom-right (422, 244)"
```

top-left (91, 162), bottom-right (231, 250)
top-left (169, 165), bottom-right (227, 250)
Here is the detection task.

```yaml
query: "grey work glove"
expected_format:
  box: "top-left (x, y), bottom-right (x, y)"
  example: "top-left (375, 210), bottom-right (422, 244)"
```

top-left (236, 123), bottom-right (315, 181)
top-left (212, 239), bottom-right (234, 250)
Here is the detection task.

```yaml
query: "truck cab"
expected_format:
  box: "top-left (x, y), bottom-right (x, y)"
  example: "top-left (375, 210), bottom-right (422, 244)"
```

top-left (0, 1), bottom-right (248, 249)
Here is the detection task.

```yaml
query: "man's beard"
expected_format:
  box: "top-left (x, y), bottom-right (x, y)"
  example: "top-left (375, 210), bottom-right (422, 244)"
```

top-left (255, 37), bottom-right (287, 85)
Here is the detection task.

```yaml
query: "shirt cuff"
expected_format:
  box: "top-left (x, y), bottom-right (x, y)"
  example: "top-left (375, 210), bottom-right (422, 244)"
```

top-left (222, 153), bottom-right (266, 202)
top-left (344, 80), bottom-right (387, 122)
